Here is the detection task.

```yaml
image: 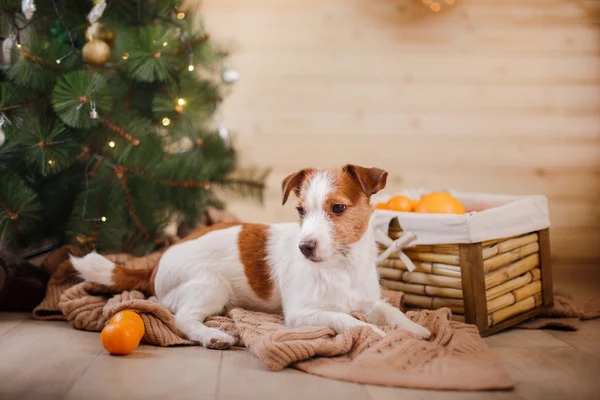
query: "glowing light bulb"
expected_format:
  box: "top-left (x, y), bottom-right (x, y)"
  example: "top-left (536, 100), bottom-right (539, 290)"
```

top-left (177, 12), bottom-right (185, 19)
top-left (188, 65), bottom-right (195, 72)
top-left (56, 59), bottom-right (61, 64)
top-left (163, 41), bottom-right (168, 47)
top-left (16, 43), bottom-right (22, 50)
top-left (101, 216), bottom-right (107, 222)
top-left (48, 159), bottom-right (56, 167)
top-left (162, 118), bottom-right (171, 126)
top-left (109, 141), bottom-right (115, 148)
top-left (122, 53), bottom-right (129, 60)
top-left (177, 98), bottom-right (186, 106)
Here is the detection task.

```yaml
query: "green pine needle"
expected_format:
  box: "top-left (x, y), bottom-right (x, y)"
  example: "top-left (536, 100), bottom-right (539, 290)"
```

top-left (6, 38), bottom-right (77, 91)
top-left (0, 171), bottom-right (42, 246)
top-left (118, 26), bottom-right (181, 83)
top-left (213, 167), bottom-right (271, 204)
top-left (19, 116), bottom-right (80, 175)
top-left (152, 75), bottom-right (220, 121)
top-left (0, 82), bottom-right (33, 129)
top-left (52, 70), bottom-right (112, 128)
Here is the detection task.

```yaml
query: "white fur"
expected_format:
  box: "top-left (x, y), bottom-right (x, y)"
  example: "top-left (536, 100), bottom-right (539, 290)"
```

top-left (72, 173), bottom-right (431, 348)
top-left (153, 225), bottom-right (283, 348)
top-left (300, 171), bottom-right (334, 260)
top-left (70, 251), bottom-right (115, 286)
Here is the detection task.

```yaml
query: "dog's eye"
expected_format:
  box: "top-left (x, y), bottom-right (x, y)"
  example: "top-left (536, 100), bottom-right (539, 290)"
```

top-left (331, 204), bottom-right (346, 214)
top-left (296, 206), bottom-right (306, 217)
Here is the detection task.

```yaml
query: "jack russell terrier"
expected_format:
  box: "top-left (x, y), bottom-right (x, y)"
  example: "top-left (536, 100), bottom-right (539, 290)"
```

top-left (71, 164), bottom-right (431, 349)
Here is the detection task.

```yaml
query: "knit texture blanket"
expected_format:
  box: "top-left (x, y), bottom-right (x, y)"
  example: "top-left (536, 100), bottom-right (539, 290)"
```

top-left (515, 292), bottom-right (600, 330)
top-left (31, 247), bottom-right (520, 390)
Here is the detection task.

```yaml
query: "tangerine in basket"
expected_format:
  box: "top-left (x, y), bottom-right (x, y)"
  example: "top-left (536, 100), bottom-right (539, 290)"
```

top-left (375, 202), bottom-right (389, 210)
top-left (110, 310), bottom-right (145, 341)
top-left (386, 195), bottom-right (414, 212)
top-left (414, 192), bottom-right (465, 214)
top-left (100, 323), bottom-right (141, 355)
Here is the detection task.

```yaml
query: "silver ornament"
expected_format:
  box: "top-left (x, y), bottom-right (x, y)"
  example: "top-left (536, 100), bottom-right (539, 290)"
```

top-left (21, 0), bottom-right (36, 20)
top-left (89, 102), bottom-right (98, 119)
top-left (217, 121), bottom-right (230, 146)
top-left (2, 34), bottom-right (16, 65)
top-left (221, 67), bottom-right (240, 84)
top-left (87, 0), bottom-right (107, 24)
top-left (0, 116), bottom-right (7, 147)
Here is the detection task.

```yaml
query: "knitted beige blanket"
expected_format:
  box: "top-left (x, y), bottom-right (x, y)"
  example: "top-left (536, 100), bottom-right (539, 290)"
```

top-left (33, 247), bottom-right (515, 391)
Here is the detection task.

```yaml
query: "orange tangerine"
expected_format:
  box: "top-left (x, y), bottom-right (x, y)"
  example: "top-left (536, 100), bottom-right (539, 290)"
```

top-left (110, 310), bottom-right (145, 341)
top-left (386, 195), bottom-right (414, 212)
top-left (375, 202), bottom-right (390, 210)
top-left (100, 323), bottom-right (141, 355)
top-left (414, 192), bottom-right (465, 214)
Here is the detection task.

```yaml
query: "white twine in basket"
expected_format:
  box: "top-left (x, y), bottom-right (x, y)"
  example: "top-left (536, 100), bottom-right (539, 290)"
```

top-left (374, 227), bottom-right (417, 272)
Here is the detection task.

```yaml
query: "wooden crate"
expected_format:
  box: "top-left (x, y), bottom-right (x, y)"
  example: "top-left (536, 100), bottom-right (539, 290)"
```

top-left (378, 219), bottom-right (554, 336)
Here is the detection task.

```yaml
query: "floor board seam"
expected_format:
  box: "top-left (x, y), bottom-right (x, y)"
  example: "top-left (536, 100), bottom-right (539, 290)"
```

top-left (547, 329), bottom-right (600, 362)
top-left (60, 347), bottom-right (104, 398)
top-left (363, 385), bottom-right (375, 400)
top-left (0, 317), bottom-right (27, 340)
top-left (215, 350), bottom-right (224, 400)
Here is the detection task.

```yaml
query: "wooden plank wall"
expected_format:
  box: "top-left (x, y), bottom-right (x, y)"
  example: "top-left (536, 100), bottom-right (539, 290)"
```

top-left (198, 0), bottom-right (600, 262)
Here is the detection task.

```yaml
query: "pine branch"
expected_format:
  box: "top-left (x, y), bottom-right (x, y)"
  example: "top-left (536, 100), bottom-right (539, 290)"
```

top-left (102, 117), bottom-right (140, 146)
top-left (173, 34), bottom-right (210, 54)
top-left (212, 167), bottom-right (271, 204)
top-left (0, 82), bottom-right (35, 129)
top-left (51, 70), bottom-right (112, 128)
top-left (115, 169), bottom-right (165, 245)
top-left (22, 52), bottom-right (62, 69)
top-left (117, 25), bottom-right (181, 83)
top-left (19, 116), bottom-right (81, 175)
top-left (152, 74), bottom-right (221, 133)
top-left (117, 166), bottom-right (210, 189)
top-left (0, 93), bottom-right (43, 112)
top-left (0, 171), bottom-right (42, 246)
top-left (6, 38), bottom-right (77, 90)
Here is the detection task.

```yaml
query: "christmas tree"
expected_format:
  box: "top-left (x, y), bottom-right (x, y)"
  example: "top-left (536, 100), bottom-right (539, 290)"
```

top-left (0, 0), bottom-right (267, 256)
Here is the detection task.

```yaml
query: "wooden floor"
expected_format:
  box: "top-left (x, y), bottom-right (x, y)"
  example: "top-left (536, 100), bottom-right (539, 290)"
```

top-left (0, 263), bottom-right (598, 400)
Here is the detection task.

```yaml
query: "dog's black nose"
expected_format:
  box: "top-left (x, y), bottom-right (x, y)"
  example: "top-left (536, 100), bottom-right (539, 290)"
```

top-left (299, 240), bottom-right (317, 258)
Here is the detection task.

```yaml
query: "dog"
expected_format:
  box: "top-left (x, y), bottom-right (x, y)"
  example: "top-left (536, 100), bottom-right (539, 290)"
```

top-left (71, 164), bottom-right (431, 349)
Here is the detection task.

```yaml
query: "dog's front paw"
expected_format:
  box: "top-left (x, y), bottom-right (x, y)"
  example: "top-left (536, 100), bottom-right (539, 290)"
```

top-left (406, 323), bottom-right (431, 340)
top-left (204, 330), bottom-right (236, 350)
top-left (390, 320), bottom-right (431, 339)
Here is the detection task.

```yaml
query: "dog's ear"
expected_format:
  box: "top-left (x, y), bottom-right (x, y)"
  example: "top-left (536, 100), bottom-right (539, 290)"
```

top-left (342, 165), bottom-right (388, 196)
top-left (281, 168), bottom-right (315, 205)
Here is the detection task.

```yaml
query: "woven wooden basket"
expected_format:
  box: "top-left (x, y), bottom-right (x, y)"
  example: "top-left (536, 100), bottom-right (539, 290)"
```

top-left (376, 213), bottom-right (554, 337)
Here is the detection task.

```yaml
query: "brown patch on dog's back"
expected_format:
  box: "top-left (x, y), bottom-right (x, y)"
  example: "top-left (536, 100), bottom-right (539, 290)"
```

top-left (238, 224), bottom-right (273, 301)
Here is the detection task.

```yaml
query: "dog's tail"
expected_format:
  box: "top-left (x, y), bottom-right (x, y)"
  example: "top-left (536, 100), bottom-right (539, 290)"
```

top-left (70, 251), bottom-right (154, 294)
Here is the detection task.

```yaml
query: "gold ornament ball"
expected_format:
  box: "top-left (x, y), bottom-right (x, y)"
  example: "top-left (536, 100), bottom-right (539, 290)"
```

top-left (83, 39), bottom-right (111, 67)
